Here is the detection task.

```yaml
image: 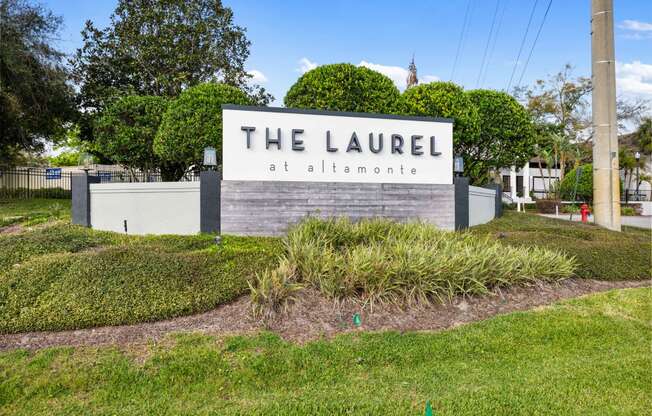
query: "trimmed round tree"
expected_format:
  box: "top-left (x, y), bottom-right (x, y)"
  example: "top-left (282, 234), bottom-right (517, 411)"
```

top-left (94, 95), bottom-right (168, 174)
top-left (154, 83), bottom-right (252, 169)
top-left (465, 89), bottom-right (536, 183)
top-left (402, 82), bottom-right (481, 180)
top-left (284, 63), bottom-right (402, 114)
top-left (559, 164), bottom-right (593, 202)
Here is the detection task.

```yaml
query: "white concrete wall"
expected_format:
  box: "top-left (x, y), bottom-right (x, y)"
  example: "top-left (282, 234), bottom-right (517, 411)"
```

top-left (89, 182), bottom-right (200, 235)
top-left (469, 186), bottom-right (496, 227)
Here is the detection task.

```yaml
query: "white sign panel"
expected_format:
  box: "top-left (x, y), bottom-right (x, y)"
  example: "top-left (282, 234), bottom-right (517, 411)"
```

top-left (222, 105), bottom-right (453, 184)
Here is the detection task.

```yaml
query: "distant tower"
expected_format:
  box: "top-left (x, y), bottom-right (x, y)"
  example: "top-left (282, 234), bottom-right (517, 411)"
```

top-left (406, 55), bottom-right (418, 88)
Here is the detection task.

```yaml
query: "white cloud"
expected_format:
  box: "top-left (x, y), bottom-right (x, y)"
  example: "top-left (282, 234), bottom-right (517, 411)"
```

top-left (357, 60), bottom-right (439, 90)
top-left (619, 19), bottom-right (652, 32)
top-left (297, 57), bottom-right (318, 74)
top-left (247, 69), bottom-right (267, 83)
top-left (616, 60), bottom-right (652, 99)
top-left (618, 20), bottom-right (652, 39)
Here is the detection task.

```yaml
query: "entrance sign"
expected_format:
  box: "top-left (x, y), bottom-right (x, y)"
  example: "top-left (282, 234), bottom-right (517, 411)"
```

top-left (222, 105), bottom-right (454, 184)
top-left (45, 168), bottom-right (62, 180)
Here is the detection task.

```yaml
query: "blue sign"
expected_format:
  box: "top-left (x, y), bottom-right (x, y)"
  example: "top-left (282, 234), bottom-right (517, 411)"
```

top-left (45, 168), bottom-right (61, 179)
top-left (98, 171), bottom-right (112, 181)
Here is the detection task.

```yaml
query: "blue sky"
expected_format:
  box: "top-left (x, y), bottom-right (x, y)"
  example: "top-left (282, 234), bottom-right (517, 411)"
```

top-left (45, 0), bottom-right (652, 107)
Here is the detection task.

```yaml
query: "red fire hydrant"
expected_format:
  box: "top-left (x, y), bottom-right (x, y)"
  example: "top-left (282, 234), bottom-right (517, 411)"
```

top-left (580, 203), bottom-right (590, 223)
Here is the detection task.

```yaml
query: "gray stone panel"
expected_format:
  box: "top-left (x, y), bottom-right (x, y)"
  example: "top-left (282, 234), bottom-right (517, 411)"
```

top-left (221, 180), bottom-right (455, 236)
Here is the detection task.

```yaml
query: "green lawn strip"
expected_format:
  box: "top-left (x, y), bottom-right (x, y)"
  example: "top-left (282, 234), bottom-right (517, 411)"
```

top-left (471, 212), bottom-right (651, 280)
top-left (0, 199), bottom-right (71, 227)
top-left (1, 288), bottom-right (650, 415)
top-left (0, 235), bottom-right (281, 333)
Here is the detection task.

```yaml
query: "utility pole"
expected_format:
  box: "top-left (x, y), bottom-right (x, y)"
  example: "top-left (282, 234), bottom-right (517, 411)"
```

top-left (591, 0), bottom-right (621, 231)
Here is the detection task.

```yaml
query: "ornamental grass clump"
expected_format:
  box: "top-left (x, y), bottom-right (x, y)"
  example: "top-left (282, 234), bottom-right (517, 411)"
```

top-left (248, 258), bottom-right (304, 320)
top-left (283, 217), bottom-right (576, 307)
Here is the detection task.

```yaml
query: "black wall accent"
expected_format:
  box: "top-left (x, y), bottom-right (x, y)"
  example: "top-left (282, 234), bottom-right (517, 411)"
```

top-left (454, 176), bottom-right (470, 230)
top-left (200, 170), bottom-right (221, 234)
top-left (71, 174), bottom-right (100, 227)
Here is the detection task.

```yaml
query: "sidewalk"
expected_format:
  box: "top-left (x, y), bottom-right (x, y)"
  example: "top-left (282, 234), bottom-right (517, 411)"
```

top-left (539, 214), bottom-right (651, 230)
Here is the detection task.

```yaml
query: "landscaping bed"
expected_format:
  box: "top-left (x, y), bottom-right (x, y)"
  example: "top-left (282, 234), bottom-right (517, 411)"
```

top-left (1, 288), bottom-right (650, 415)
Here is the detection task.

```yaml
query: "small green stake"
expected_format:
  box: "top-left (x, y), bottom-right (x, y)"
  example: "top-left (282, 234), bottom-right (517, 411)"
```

top-left (352, 313), bottom-right (361, 327)
top-left (425, 400), bottom-right (433, 416)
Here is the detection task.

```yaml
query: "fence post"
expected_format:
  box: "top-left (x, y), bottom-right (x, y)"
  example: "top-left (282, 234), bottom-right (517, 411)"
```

top-left (454, 176), bottom-right (469, 231)
top-left (72, 173), bottom-right (100, 227)
top-left (484, 183), bottom-right (503, 218)
top-left (200, 170), bottom-right (221, 234)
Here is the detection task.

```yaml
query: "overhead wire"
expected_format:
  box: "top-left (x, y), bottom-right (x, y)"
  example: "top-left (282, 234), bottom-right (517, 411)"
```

top-left (480, 0), bottom-right (509, 87)
top-left (515, 0), bottom-right (553, 89)
top-left (476, 0), bottom-right (501, 88)
top-left (506, 0), bottom-right (539, 92)
top-left (450, 0), bottom-right (474, 82)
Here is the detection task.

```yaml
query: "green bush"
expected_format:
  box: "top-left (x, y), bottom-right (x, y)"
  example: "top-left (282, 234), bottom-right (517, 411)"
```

top-left (284, 63), bottom-right (402, 114)
top-left (154, 83), bottom-right (252, 168)
top-left (559, 164), bottom-right (593, 201)
top-left (465, 89), bottom-right (535, 183)
top-left (94, 95), bottom-right (168, 173)
top-left (282, 217), bottom-right (575, 307)
top-left (621, 206), bottom-right (636, 216)
top-left (471, 212), bottom-right (651, 280)
top-left (0, 221), bottom-right (282, 333)
top-left (402, 82), bottom-right (481, 178)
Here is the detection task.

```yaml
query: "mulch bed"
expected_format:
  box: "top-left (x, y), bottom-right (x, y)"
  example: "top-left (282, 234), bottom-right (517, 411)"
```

top-left (0, 278), bottom-right (649, 351)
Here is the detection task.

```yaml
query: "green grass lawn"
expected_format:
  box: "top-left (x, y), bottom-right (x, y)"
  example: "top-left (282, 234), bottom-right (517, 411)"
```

top-left (471, 211), bottom-right (651, 280)
top-left (1, 288), bottom-right (650, 415)
top-left (0, 198), bottom-right (70, 227)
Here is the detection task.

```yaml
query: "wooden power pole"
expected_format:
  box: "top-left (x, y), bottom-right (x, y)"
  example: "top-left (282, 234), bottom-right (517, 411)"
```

top-left (591, 0), bottom-right (621, 231)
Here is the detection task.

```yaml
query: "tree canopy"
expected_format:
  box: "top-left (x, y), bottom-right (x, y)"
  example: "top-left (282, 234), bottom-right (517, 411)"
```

top-left (284, 63), bottom-right (402, 114)
top-left (154, 83), bottom-right (252, 171)
top-left (0, 0), bottom-right (76, 167)
top-left (70, 0), bottom-right (270, 142)
top-left (402, 82), bottom-right (482, 181)
top-left (465, 89), bottom-right (536, 182)
top-left (94, 95), bottom-right (171, 177)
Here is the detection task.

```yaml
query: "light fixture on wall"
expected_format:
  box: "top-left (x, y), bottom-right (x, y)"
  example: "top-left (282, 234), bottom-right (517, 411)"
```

top-left (203, 146), bottom-right (217, 170)
top-left (79, 152), bottom-right (93, 174)
top-left (454, 155), bottom-right (464, 177)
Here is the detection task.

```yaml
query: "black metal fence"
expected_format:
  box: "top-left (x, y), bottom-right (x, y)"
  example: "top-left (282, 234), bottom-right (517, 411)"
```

top-left (0, 168), bottom-right (199, 199)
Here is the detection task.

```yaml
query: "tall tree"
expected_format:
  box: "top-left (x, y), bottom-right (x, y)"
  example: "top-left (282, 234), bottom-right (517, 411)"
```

top-left (70, 0), bottom-right (270, 139)
top-left (0, 0), bottom-right (75, 167)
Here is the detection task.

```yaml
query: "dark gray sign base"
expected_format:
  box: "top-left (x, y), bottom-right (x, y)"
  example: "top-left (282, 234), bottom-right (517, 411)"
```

top-left (220, 180), bottom-right (455, 236)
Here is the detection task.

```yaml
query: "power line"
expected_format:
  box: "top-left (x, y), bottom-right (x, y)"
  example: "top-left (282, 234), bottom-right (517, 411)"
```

top-left (506, 0), bottom-right (539, 92)
top-left (450, 0), bottom-right (474, 82)
top-left (515, 0), bottom-right (553, 89)
top-left (476, 0), bottom-right (502, 88)
top-left (480, 0), bottom-right (509, 87)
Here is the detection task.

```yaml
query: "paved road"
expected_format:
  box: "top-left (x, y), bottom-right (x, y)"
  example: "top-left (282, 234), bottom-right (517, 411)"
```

top-left (539, 214), bottom-right (651, 229)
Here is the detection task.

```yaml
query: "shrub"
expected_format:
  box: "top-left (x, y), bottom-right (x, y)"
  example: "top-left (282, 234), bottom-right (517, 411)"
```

top-left (0, 222), bottom-right (282, 333)
top-left (621, 206), bottom-right (636, 216)
top-left (249, 258), bottom-right (303, 320)
top-left (94, 95), bottom-right (168, 174)
top-left (465, 89), bottom-right (536, 183)
top-left (284, 63), bottom-right (402, 114)
top-left (535, 199), bottom-right (561, 214)
top-left (559, 164), bottom-right (593, 202)
top-left (283, 217), bottom-right (576, 308)
top-left (402, 82), bottom-right (481, 179)
top-left (154, 83), bottom-right (252, 169)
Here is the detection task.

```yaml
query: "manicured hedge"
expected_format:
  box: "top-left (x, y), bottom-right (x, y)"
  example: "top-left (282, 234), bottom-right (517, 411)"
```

top-left (0, 223), bottom-right (281, 333)
top-left (471, 212), bottom-right (651, 280)
top-left (284, 63), bottom-right (402, 114)
top-left (154, 82), bottom-right (252, 168)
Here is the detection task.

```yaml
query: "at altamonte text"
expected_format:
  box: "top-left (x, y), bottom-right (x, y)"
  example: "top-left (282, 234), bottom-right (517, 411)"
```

top-left (267, 160), bottom-right (418, 176)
